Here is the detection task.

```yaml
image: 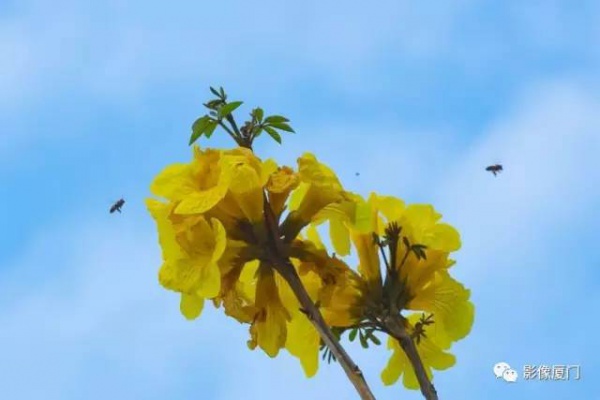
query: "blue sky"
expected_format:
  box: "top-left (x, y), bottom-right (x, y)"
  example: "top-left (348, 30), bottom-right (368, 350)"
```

top-left (1, 1), bottom-right (599, 399)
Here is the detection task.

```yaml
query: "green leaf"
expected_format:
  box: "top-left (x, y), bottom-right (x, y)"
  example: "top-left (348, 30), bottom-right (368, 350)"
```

top-left (218, 101), bottom-right (243, 118)
top-left (204, 120), bottom-right (218, 138)
top-left (411, 244), bottom-right (428, 260)
top-left (253, 107), bottom-right (264, 122)
top-left (205, 99), bottom-right (223, 110)
top-left (189, 116), bottom-right (212, 145)
top-left (252, 126), bottom-right (263, 138)
top-left (349, 328), bottom-right (358, 342)
top-left (264, 126), bottom-right (282, 144)
top-left (359, 331), bottom-right (369, 349)
top-left (209, 86), bottom-right (220, 97)
top-left (367, 331), bottom-right (381, 346)
top-left (268, 122), bottom-right (295, 133)
top-left (219, 87), bottom-right (226, 98)
top-left (403, 237), bottom-right (411, 249)
top-left (264, 115), bottom-right (289, 124)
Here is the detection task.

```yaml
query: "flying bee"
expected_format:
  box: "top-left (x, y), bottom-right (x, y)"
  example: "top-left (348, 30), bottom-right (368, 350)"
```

top-left (485, 164), bottom-right (503, 176)
top-left (110, 198), bottom-right (125, 214)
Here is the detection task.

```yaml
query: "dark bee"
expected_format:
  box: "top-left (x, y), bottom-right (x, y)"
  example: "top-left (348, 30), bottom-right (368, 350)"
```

top-left (110, 198), bottom-right (125, 213)
top-left (485, 164), bottom-right (503, 176)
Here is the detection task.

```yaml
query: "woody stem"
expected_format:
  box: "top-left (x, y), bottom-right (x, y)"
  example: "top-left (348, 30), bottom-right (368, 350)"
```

top-left (384, 316), bottom-right (438, 400)
top-left (274, 260), bottom-right (376, 400)
top-left (262, 195), bottom-right (376, 400)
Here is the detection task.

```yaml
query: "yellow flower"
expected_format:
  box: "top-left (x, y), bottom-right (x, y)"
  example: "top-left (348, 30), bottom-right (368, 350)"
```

top-left (279, 265), bottom-right (322, 378)
top-left (312, 192), bottom-right (373, 256)
top-left (150, 146), bottom-right (277, 223)
top-left (150, 147), bottom-right (228, 215)
top-left (146, 198), bottom-right (226, 319)
top-left (381, 314), bottom-right (456, 389)
top-left (405, 270), bottom-right (474, 348)
top-left (266, 166), bottom-right (300, 218)
top-left (300, 192), bottom-right (473, 388)
top-left (220, 147), bottom-right (274, 223)
top-left (386, 202), bottom-right (461, 253)
top-left (281, 153), bottom-right (346, 239)
top-left (246, 262), bottom-right (291, 357)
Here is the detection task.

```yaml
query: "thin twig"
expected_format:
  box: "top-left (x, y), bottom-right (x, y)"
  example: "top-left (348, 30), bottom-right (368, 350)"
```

top-left (384, 316), bottom-right (438, 400)
top-left (225, 114), bottom-right (242, 136)
top-left (218, 120), bottom-right (243, 146)
top-left (263, 195), bottom-right (377, 400)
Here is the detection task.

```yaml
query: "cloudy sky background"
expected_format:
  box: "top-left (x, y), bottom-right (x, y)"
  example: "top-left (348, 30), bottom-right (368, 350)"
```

top-left (1, 1), bottom-right (598, 399)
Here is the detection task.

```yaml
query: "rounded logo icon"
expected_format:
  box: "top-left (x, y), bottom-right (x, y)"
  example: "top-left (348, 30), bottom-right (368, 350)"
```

top-left (503, 368), bottom-right (518, 383)
top-left (493, 362), bottom-right (511, 379)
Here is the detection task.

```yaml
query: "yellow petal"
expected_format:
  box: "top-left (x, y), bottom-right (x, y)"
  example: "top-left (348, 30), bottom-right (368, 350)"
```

top-left (145, 199), bottom-right (183, 260)
top-left (407, 272), bottom-right (474, 347)
top-left (150, 163), bottom-right (197, 200)
top-left (371, 193), bottom-right (405, 223)
top-left (286, 313), bottom-right (320, 377)
top-left (195, 261), bottom-right (221, 298)
top-left (427, 223), bottom-right (461, 252)
top-left (306, 225), bottom-right (325, 250)
top-left (158, 258), bottom-right (201, 293)
top-left (330, 218), bottom-right (351, 256)
top-left (351, 230), bottom-right (381, 286)
top-left (288, 182), bottom-right (308, 212)
top-left (209, 218), bottom-right (227, 263)
top-left (180, 293), bottom-right (204, 320)
top-left (253, 265), bottom-right (290, 357)
top-left (267, 166), bottom-right (300, 217)
top-left (261, 159), bottom-right (280, 186)
top-left (381, 320), bottom-right (456, 390)
top-left (297, 153), bottom-right (343, 190)
top-left (175, 186), bottom-right (228, 214)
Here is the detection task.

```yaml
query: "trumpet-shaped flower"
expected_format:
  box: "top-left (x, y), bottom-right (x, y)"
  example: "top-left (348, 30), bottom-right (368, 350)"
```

top-left (301, 193), bottom-right (474, 388)
top-left (146, 198), bottom-right (227, 319)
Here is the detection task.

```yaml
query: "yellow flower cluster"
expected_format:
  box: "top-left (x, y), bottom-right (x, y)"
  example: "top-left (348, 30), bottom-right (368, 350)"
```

top-left (146, 146), bottom-right (474, 389)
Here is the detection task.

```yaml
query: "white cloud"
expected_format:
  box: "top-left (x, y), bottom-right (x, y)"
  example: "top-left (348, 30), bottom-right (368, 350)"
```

top-left (0, 0), bottom-right (475, 106)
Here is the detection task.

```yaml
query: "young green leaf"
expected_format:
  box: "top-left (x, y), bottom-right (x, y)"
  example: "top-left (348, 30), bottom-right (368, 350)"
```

top-left (264, 115), bottom-right (289, 123)
top-left (204, 119), bottom-right (219, 138)
top-left (209, 86), bottom-right (220, 97)
top-left (253, 107), bottom-right (264, 122)
top-left (411, 244), bottom-right (428, 260)
top-left (252, 127), bottom-right (263, 138)
top-left (359, 330), bottom-right (369, 349)
top-left (349, 328), bottom-right (358, 342)
top-left (264, 126), bottom-right (282, 144)
top-left (403, 237), bottom-right (411, 249)
top-left (268, 122), bottom-right (295, 133)
top-left (366, 330), bottom-right (381, 346)
top-left (189, 116), bottom-right (212, 145)
top-left (218, 101), bottom-right (243, 119)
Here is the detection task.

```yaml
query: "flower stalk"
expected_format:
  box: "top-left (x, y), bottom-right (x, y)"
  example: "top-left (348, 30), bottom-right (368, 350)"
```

top-left (263, 195), bottom-right (376, 400)
top-left (384, 316), bottom-right (438, 400)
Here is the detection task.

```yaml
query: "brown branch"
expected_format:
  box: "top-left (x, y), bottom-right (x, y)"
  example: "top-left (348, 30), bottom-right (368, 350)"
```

top-left (384, 316), bottom-right (438, 400)
top-left (262, 195), bottom-right (376, 400)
